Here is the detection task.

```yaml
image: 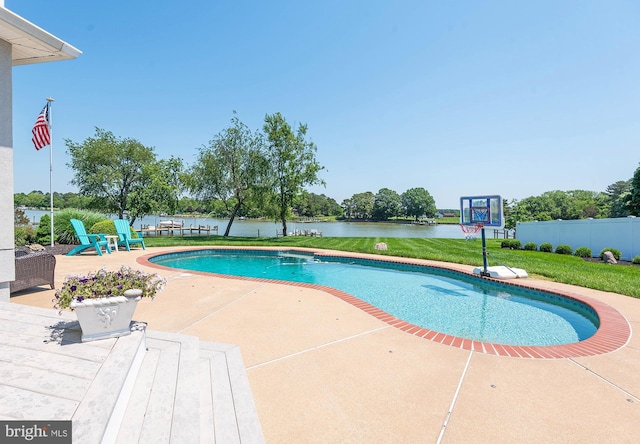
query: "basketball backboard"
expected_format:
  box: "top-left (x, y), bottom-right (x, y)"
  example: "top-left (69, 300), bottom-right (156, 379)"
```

top-left (459, 195), bottom-right (504, 228)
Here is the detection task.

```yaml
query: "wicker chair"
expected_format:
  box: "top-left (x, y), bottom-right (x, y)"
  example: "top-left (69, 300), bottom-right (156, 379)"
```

top-left (10, 248), bottom-right (56, 294)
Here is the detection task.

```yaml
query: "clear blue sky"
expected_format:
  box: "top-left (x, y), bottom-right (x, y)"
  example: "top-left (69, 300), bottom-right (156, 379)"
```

top-left (8, 0), bottom-right (640, 209)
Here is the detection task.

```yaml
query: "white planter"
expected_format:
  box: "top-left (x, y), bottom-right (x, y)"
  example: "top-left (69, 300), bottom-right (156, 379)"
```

top-left (70, 289), bottom-right (142, 342)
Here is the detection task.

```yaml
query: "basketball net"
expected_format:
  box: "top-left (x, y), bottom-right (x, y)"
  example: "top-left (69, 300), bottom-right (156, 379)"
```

top-left (460, 223), bottom-right (482, 240)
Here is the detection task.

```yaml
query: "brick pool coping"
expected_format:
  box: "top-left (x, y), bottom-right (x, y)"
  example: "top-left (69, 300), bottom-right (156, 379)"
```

top-left (138, 247), bottom-right (631, 359)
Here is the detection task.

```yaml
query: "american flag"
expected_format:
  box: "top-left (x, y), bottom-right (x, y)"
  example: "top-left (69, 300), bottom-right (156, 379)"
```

top-left (32, 104), bottom-right (51, 150)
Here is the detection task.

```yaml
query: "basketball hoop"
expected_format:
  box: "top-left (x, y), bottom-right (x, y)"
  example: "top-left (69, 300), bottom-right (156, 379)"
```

top-left (460, 223), bottom-right (482, 240)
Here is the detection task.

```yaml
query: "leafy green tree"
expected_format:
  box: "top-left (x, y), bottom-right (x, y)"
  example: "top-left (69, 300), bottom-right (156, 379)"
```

top-left (317, 194), bottom-right (343, 217)
top-left (294, 192), bottom-right (342, 217)
top-left (25, 191), bottom-right (47, 208)
top-left (341, 198), bottom-right (353, 220)
top-left (373, 188), bottom-right (402, 220)
top-left (189, 113), bottom-right (266, 236)
top-left (626, 164), bottom-right (640, 216)
top-left (604, 180), bottom-right (631, 217)
top-left (401, 187), bottom-right (436, 220)
top-left (342, 192), bottom-right (374, 220)
top-left (128, 156), bottom-right (185, 224)
top-left (13, 193), bottom-right (28, 207)
top-left (263, 112), bottom-right (324, 236)
top-left (177, 196), bottom-right (200, 214)
top-left (565, 190), bottom-right (606, 219)
top-left (516, 190), bottom-right (604, 221)
top-left (504, 199), bottom-right (534, 230)
top-left (66, 128), bottom-right (158, 223)
top-left (52, 192), bottom-right (64, 210)
top-left (64, 193), bottom-right (92, 210)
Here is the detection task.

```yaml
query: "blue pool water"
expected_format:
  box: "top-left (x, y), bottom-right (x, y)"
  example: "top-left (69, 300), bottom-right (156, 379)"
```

top-left (151, 250), bottom-right (599, 346)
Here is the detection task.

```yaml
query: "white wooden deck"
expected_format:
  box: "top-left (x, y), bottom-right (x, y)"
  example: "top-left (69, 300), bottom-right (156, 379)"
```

top-left (0, 302), bottom-right (264, 443)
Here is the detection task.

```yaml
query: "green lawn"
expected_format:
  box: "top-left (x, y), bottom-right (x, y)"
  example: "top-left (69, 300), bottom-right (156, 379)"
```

top-left (143, 236), bottom-right (640, 298)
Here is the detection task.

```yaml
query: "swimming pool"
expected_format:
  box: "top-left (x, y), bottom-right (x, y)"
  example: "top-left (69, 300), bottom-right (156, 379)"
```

top-left (149, 249), bottom-right (600, 347)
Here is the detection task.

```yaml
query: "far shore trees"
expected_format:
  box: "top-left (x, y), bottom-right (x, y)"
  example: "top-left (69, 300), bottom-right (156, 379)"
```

top-left (293, 192), bottom-right (342, 218)
top-left (373, 188), bottom-right (402, 220)
top-left (342, 192), bottom-right (374, 220)
top-left (263, 112), bottom-right (324, 236)
top-left (401, 187), bottom-right (436, 221)
top-left (188, 112), bottom-right (266, 236)
top-left (342, 188), bottom-right (437, 221)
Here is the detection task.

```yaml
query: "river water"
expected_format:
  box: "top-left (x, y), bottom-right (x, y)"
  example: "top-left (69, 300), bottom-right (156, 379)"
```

top-left (23, 209), bottom-right (466, 238)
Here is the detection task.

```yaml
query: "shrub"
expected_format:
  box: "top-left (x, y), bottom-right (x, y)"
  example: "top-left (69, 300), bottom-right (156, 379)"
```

top-left (632, 256), bottom-right (640, 265)
top-left (524, 242), bottom-right (537, 251)
top-left (15, 208), bottom-right (30, 225)
top-left (574, 247), bottom-right (592, 258)
top-left (55, 208), bottom-right (107, 244)
top-left (555, 244), bottom-right (573, 255)
top-left (599, 248), bottom-right (622, 261)
top-left (35, 214), bottom-right (51, 244)
top-left (501, 239), bottom-right (522, 250)
top-left (539, 242), bottom-right (553, 253)
top-left (14, 226), bottom-right (36, 246)
top-left (89, 220), bottom-right (117, 236)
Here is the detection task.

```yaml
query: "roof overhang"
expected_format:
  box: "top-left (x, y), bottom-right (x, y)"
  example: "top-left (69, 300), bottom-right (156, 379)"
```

top-left (0, 6), bottom-right (81, 66)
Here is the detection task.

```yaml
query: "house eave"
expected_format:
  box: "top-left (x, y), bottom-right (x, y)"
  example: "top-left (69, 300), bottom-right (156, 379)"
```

top-left (0, 6), bottom-right (81, 66)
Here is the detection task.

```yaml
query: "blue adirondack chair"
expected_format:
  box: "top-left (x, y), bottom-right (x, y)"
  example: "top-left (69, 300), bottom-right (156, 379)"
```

top-left (114, 219), bottom-right (146, 251)
top-left (67, 219), bottom-right (111, 256)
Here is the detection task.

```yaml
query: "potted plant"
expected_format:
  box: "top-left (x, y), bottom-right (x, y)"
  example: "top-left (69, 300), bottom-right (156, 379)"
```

top-left (55, 266), bottom-right (166, 342)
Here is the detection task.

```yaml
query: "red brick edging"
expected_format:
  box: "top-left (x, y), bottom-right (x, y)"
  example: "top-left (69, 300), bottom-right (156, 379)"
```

top-left (138, 247), bottom-right (631, 359)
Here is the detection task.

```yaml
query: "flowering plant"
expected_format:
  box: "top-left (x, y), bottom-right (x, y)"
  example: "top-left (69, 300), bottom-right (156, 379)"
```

top-left (55, 266), bottom-right (167, 311)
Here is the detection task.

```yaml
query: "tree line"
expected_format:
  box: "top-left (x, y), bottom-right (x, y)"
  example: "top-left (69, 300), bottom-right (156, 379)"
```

top-left (503, 166), bottom-right (640, 229)
top-left (341, 188), bottom-right (436, 221)
top-left (13, 106), bottom-right (640, 235)
top-left (15, 111), bottom-right (443, 236)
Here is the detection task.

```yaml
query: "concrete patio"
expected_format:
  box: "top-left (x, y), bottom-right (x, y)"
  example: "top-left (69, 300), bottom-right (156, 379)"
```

top-left (8, 246), bottom-right (640, 443)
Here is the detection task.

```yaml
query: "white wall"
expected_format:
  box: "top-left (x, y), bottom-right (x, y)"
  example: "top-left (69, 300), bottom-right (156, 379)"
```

top-left (516, 217), bottom-right (640, 261)
top-left (0, 38), bottom-right (13, 301)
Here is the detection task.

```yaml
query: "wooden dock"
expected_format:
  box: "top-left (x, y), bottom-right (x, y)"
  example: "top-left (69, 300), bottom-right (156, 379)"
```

top-left (140, 221), bottom-right (218, 236)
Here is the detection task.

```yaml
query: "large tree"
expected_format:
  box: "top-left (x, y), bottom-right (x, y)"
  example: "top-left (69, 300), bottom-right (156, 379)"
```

top-left (263, 112), bottom-right (324, 236)
top-left (188, 113), bottom-right (266, 236)
top-left (401, 187), bottom-right (436, 221)
top-left (372, 188), bottom-right (402, 220)
top-left (66, 128), bottom-right (158, 223)
top-left (604, 180), bottom-right (632, 217)
top-left (128, 156), bottom-right (185, 225)
top-left (626, 164), bottom-right (640, 216)
top-left (342, 192), bottom-right (374, 220)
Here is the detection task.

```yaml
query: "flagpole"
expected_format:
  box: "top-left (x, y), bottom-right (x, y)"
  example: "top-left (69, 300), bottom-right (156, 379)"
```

top-left (46, 97), bottom-right (54, 247)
